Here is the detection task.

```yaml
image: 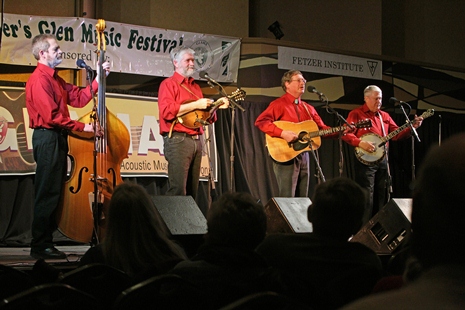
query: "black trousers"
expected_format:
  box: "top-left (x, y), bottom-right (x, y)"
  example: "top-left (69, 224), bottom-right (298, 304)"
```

top-left (31, 129), bottom-right (68, 251)
top-left (354, 157), bottom-right (389, 224)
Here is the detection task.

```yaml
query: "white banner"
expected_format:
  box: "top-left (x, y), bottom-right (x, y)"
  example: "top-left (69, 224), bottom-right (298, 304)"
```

top-left (278, 46), bottom-right (382, 80)
top-left (0, 13), bottom-right (241, 82)
top-left (0, 87), bottom-right (218, 180)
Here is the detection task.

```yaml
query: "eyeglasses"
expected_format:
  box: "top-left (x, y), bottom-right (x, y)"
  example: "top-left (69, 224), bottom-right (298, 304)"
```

top-left (290, 78), bottom-right (307, 84)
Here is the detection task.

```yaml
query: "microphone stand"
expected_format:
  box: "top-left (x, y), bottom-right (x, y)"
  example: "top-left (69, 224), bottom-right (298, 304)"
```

top-left (399, 102), bottom-right (421, 143)
top-left (411, 135), bottom-right (415, 181)
top-left (308, 141), bottom-right (326, 184)
top-left (438, 115), bottom-right (442, 146)
top-left (320, 94), bottom-right (351, 177)
top-left (398, 102), bottom-right (419, 181)
top-left (202, 123), bottom-right (217, 203)
top-left (321, 94), bottom-right (352, 127)
top-left (205, 79), bottom-right (245, 192)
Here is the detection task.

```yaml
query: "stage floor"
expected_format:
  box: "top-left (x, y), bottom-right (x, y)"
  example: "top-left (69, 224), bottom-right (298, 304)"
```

top-left (0, 245), bottom-right (90, 271)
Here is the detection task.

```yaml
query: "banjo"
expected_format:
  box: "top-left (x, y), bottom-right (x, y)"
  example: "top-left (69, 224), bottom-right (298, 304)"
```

top-left (355, 109), bottom-right (434, 166)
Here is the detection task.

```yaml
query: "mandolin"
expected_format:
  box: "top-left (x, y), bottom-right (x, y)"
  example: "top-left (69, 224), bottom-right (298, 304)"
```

top-left (177, 89), bottom-right (246, 129)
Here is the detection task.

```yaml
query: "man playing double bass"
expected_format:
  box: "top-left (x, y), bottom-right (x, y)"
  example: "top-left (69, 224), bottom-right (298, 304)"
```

top-left (26, 34), bottom-right (109, 259)
top-left (158, 46), bottom-right (229, 200)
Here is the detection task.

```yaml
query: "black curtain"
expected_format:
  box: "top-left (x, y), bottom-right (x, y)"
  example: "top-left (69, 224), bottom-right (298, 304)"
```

top-left (1, 102), bottom-right (464, 246)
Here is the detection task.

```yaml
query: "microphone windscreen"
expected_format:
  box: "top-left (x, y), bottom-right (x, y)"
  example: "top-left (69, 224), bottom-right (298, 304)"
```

top-left (76, 59), bottom-right (86, 68)
top-left (199, 71), bottom-right (208, 79)
top-left (389, 97), bottom-right (398, 105)
top-left (307, 85), bottom-right (316, 93)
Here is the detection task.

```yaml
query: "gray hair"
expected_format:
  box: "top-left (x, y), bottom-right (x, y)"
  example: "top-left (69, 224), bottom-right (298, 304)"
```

top-left (170, 46), bottom-right (195, 63)
top-left (364, 85), bottom-right (382, 97)
top-left (31, 34), bottom-right (56, 60)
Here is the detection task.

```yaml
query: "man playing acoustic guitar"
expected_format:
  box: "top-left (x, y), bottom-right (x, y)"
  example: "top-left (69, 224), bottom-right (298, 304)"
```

top-left (255, 70), bottom-right (337, 197)
top-left (158, 46), bottom-right (229, 200)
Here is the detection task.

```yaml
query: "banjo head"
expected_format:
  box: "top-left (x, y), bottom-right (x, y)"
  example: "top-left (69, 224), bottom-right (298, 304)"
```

top-left (355, 133), bottom-right (386, 165)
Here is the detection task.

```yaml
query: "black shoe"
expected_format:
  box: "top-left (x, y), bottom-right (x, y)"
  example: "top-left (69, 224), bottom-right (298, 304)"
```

top-left (30, 247), bottom-right (67, 259)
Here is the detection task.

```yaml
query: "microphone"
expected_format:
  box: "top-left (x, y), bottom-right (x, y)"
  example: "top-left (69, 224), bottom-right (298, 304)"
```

top-left (308, 85), bottom-right (328, 103)
top-left (307, 85), bottom-right (323, 96)
top-left (389, 97), bottom-right (408, 106)
top-left (390, 97), bottom-right (420, 142)
top-left (199, 71), bottom-right (218, 84)
top-left (76, 59), bottom-right (93, 71)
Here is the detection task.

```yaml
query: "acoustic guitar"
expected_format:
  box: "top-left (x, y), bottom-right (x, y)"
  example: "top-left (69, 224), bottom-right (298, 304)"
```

top-left (177, 89), bottom-right (246, 129)
top-left (266, 119), bottom-right (372, 162)
top-left (355, 109), bottom-right (434, 166)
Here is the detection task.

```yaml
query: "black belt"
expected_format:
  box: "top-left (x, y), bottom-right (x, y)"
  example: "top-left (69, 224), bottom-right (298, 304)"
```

top-left (34, 127), bottom-right (68, 136)
top-left (163, 132), bottom-right (200, 140)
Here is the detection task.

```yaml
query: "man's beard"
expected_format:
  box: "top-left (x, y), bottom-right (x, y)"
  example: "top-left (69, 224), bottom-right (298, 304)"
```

top-left (48, 57), bottom-right (63, 68)
top-left (183, 67), bottom-right (195, 77)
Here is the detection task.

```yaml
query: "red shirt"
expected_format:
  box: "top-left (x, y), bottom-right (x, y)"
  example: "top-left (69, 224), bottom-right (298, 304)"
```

top-left (26, 63), bottom-right (98, 131)
top-left (255, 92), bottom-right (331, 137)
top-left (342, 103), bottom-right (411, 147)
top-left (158, 72), bottom-right (216, 135)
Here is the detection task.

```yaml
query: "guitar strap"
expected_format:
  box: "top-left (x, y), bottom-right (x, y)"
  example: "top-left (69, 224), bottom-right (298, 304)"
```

top-left (301, 101), bottom-right (313, 120)
top-left (177, 80), bottom-right (202, 100)
top-left (167, 78), bottom-right (202, 137)
top-left (378, 112), bottom-right (387, 137)
top-left (300, 100), bottom-right (321, 165)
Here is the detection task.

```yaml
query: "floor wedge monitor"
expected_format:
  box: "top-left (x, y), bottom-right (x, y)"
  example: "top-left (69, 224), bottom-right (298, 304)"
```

top-left (351, 198), bottom-right (412, 255)
top-left (265, 197), bottom-right (313, 234)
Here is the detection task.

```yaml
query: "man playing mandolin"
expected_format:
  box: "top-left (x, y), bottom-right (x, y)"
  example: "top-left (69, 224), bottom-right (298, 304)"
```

top-left (255, 70), bottom-right (337, 197)
top-left (342, 85), bottom-right (423, 223)
top-left (158, 46), bottom-right (229, 200)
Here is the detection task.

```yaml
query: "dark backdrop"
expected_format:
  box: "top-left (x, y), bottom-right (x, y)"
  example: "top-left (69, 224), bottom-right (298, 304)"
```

top-left (1, 102), bottom-right (464, 246)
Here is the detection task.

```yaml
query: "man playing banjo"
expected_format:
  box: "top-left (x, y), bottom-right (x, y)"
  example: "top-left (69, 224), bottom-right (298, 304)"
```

top-left (342, 85), bottom-right (423, 223)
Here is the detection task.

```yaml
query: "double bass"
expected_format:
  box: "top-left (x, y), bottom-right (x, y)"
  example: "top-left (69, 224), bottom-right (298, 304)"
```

top-left (56, 19), bottom-right (130, 244)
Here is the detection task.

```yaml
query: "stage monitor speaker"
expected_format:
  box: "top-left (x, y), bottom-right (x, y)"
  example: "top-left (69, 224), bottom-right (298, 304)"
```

top-left (351, 198), bottom-right (412, 255)
top-left (265, 197), bottom-right (313, 234)
top-left (151, 195), bottom-right (207, 236)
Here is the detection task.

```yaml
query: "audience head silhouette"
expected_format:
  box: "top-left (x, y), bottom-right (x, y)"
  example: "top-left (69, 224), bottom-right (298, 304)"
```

top-left (340, 133), bottom-right (465, 310)
top-left (169, 192), bottom-right (280, 309)
top-left (102, 182), bottom-right (186, 277)
top-left (205, 192), bottom-right (266, 250)
top-left (308, 177), bottom-right (366, 240)
top-left (412, 133), bottom-right (465, 269)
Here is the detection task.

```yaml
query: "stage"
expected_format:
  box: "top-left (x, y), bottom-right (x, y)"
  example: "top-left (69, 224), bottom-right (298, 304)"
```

top-left (0, 245), bottom-right (90, 272)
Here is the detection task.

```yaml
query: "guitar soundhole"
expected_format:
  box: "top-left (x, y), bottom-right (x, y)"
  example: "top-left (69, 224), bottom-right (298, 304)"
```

top-left (290, 132), bottom-right (308, 151)
top-left (292, 141), bottom-right (309, 151)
